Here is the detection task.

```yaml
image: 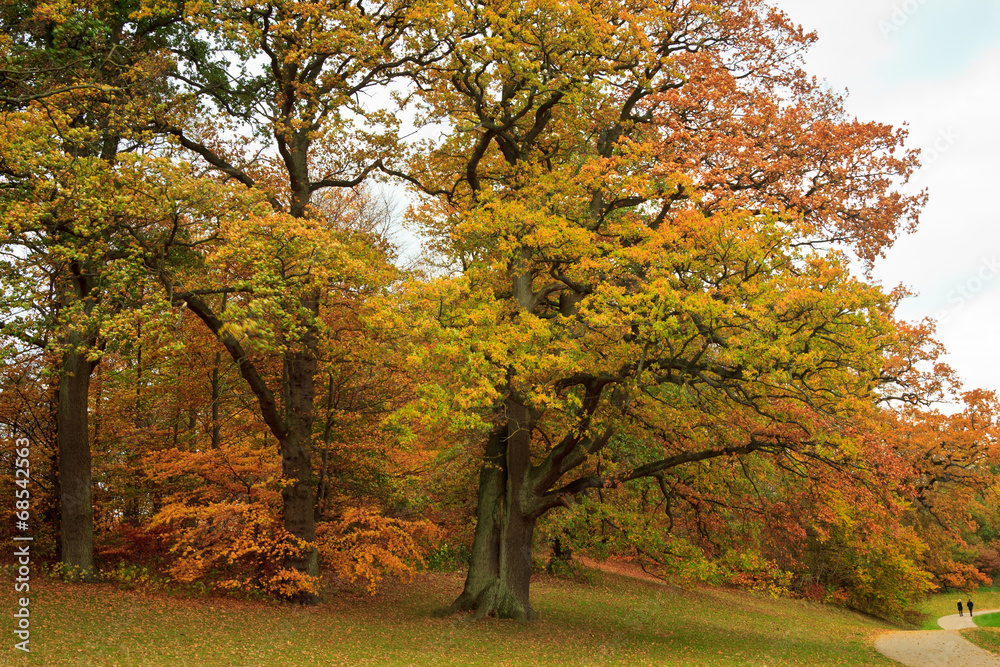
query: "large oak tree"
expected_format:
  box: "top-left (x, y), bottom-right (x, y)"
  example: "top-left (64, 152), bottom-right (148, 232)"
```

top-left (399, 0), bottom-right (927, 619)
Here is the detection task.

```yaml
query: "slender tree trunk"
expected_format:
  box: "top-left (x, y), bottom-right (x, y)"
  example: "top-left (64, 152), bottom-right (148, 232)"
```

top-left (210, 293), bottom-right (227, 450)
top-left (548, 533), bottom-right (573, 573)
top-left (57, 343), bottom-right (96, 579)
top-left (452, 400), bottom-right (540, 620)
top-left (49, 389), bottom-right (62, 563)
top-left (314, 374), bottom-right (335, 521)
top-left (210, 350), bottom-right (222, 449)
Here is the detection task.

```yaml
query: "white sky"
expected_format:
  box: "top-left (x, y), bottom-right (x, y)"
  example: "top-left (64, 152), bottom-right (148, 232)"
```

top-left (773, 0), bottom-right (1000, 398)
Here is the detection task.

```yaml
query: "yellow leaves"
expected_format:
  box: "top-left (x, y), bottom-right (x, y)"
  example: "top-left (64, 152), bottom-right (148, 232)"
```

top-left (212, 207), bottom-right (361, 291)
top-left (131, 0), bottom-right (186, 21)
top-left (717, 550), bottom-right (795, 598)
top-left (29, 0), bottom-right (77, 26)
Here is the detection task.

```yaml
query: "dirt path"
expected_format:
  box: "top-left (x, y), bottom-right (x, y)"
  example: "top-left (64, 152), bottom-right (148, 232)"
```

top-left (875, 610), bottom-right (1000, 666)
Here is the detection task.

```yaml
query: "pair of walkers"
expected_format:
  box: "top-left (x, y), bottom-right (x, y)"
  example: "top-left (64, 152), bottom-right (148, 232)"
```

top-left (958, 599), bottom-right (974, 617)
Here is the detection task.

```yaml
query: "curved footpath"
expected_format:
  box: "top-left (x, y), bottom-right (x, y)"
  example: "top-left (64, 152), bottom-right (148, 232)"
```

top-left (875, 609), bottom-right (1000, 666)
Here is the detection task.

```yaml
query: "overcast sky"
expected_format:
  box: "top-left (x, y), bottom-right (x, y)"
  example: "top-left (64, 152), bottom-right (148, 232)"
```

top-left (773, 0), bottom-right (1000, 400)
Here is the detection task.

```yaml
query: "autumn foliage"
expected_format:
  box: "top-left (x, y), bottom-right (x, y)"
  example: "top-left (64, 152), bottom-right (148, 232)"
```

top-left (0, 0), bottom-right (998, 623)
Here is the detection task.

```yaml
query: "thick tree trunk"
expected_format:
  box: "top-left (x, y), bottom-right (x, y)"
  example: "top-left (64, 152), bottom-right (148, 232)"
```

top-left (280, 423), bottom-right (319, 595)
top-left (448, 426), bottom-right (506, 613)
top-left (57, 345), bottom-right (96, 579)
top-left (281, 315), bottom-right (320, 602)
top-left (452, 400), bottom-right (540, 620)
top-left (482, 498), bottom-right (536, 621)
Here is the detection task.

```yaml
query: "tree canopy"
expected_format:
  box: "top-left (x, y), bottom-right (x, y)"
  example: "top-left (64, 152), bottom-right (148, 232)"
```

top-left (0, 0), bottom-right (996, 623)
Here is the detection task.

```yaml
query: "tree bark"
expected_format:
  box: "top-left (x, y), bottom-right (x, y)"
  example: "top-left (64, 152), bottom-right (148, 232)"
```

top-left (57, 343), bottom-right (96, 579)
top-left (210, 349), bottom-right (222, 449)
top-left (448, 425), bottom-right (506, 613)
top-left (281, 342), bottom-right (320, 598)
top-left (452, 400), bottom-right (539, 620)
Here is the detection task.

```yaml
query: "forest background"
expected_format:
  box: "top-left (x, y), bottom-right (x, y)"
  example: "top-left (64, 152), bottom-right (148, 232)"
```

top-left (1, 0), bottom-right (998, 623)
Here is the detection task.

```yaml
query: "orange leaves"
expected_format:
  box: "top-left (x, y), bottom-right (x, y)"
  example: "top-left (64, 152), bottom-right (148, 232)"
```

top-left (136, 433), bottom-right (316, 595)
top-left (154, 498), bottom-right (320, 598)
top-left (317, 507), bottom-right (439, 595)
top-left (645, 58), bottom-right (924, 262)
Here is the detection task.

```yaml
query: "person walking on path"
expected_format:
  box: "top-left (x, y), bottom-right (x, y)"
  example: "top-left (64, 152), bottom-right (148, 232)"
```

top-left (958, 600), bottom-right (964, 617)
top-left (969, 599), bottom-right (975, 617)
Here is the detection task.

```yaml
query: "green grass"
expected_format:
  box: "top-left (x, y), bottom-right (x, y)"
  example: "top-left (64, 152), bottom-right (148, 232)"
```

top-left (950, 598), bottom-right (1000, 655)
top-left (8, 570), bottom-right (902, 666)
top-left (916, 589), bottom-right (1000, 630)
top-left (975, 611), bottom-right (1000, 628)
top-left (962, 628), bottom-right (1000, 654)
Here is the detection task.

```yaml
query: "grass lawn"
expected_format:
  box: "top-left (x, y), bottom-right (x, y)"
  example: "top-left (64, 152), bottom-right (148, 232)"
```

top-left (962, 628), bottom-right (1000, 654)
top-left (916, 589), bottom-right (1000, 630)
top-left (959, 607), bottom-right (1000, 654)
top-left (975, 611), bottom-right (1000, 628)
top-left (7, 569), bottom-right (901, 666)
